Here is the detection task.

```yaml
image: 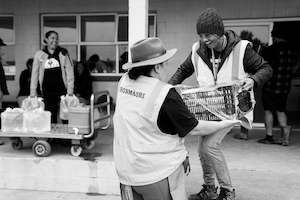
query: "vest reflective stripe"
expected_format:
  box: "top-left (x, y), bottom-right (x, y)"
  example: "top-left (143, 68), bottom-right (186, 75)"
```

top-left (232, 40), bottom-right (242, 81)
top-left (191, 42), bottom-right (200, 79)
top-left (191, 40), bottom-right (254, 128)
top-left (113, 74), bottom-right (187, 186)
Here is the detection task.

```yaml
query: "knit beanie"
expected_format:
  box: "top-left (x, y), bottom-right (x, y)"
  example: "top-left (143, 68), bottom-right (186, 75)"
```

top-left (196, 8), bottom-right (224, 36)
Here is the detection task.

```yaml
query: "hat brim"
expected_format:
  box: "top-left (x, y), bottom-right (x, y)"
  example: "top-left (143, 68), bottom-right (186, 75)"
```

top-left (122, 48), bottom-right (177, 70)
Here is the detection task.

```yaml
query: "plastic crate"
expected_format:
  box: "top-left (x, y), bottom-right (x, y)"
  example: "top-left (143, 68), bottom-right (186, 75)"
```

top-left (68, 106), bottom-right (90, 134)
top-left (179, 82), bottom-right (253, 121)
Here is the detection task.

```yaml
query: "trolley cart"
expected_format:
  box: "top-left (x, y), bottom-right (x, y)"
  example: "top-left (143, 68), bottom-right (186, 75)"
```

top-left (0, 91), bottom-right (111, 157)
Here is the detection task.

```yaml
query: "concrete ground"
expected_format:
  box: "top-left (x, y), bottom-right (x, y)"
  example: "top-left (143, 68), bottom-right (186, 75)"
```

top-left (186, 127), bottom-right (300, 200)
top-left (1, 126), bottom-right (300, 200)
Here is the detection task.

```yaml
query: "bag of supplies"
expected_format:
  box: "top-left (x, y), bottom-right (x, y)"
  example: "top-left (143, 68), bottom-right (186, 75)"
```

top-left (24, 109), bottom-right (51, 133)
top-left (59, 95), bottom-right (80, 120)
top-left (1, 108), bottom-right (24, 132)
top-left (21, 96), bottom-right (45, 111)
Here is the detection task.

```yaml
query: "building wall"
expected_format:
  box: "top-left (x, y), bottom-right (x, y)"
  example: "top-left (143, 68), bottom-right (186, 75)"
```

top-left (149, 0), bottom-right (300, 86)
top-left (1, 0), bottom-right (300, 103)
top-left (0, 0), bottom-right (128, 102)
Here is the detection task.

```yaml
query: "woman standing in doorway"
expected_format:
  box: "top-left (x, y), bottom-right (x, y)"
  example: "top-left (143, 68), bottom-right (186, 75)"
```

top-left (30, 30), bottom-right (74, 123)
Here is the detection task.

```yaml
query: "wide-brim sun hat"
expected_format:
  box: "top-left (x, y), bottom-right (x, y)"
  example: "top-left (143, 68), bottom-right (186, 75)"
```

top-left (122, 37), bottom-right (177, 70)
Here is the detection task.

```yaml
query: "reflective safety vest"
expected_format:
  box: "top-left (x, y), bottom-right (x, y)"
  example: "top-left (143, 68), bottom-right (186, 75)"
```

top-left (191, 40), bottom-right (254, 128)
top-left (113, 74), bottom-right (187, 186)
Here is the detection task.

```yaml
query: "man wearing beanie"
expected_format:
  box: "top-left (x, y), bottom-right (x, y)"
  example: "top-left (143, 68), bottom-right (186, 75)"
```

top-left (169, 8), bottom-right (273, 200)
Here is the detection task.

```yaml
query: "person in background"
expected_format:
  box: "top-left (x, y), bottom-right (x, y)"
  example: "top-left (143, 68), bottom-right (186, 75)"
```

top-left (87, 54), bottom-right (110, 73)
top-left (119, 51), bottom-right (128, 73)
top-left (0, 37), bottom-right (9, 145)
top-left (17, 58), bottom-right (41, 106)
top-left (169, 8), bottom-right (272, 200)
top-left (257, 25), bottom-right (298, 146)
top-left (114, 37), bottom-right (240, 200)
top-left (74, 61), bottom-right (92, 104)
top-left (30, 30), bottom-right (74, 123)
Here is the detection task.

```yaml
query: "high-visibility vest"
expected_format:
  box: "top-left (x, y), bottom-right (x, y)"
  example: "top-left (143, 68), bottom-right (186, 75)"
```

top-left (113, 74), bottom-right (187, 186)
top-left (191, 40), bottom-right (254, 128)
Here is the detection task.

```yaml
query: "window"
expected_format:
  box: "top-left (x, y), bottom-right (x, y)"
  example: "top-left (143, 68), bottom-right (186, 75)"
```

top-left (41, 13), bottom-right (157, 77)
top-left (224, 19), bottom-right (272, 45)
top-left (0, 15), bottom-right (15, 79)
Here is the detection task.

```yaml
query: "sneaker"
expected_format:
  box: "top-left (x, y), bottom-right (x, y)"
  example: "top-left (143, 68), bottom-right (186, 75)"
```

top-left (233, 132), bottom-right (248, 140)
top-left (217, 188), bottom-right (235, 200)
top-left (281, 126), bottom-right (291, 146)
top-left (257, 136), bottom-right (281, 145)
top-left (188, 185), bottom-right (218, 200)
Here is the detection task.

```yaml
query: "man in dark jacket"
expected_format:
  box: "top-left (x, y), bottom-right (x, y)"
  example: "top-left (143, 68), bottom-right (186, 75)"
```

top-left (0, 37), bottom-right (10, 145)
top-left (169, 8), bottom-right (272, 200)
top-left (258, 25), bottom-right (298, 146)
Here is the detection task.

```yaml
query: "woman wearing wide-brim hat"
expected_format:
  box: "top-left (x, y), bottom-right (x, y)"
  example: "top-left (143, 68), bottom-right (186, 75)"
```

top-left (113, 37), bottom-right (240, 200)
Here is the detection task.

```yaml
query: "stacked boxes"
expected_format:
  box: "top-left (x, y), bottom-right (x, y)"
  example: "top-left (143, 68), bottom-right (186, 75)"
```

top-left (68, 106), bottom-right (90, 134)
top-left (1, 108), bottom-right (24, 132)
top-left (1, 108), bottom-right (51, 133)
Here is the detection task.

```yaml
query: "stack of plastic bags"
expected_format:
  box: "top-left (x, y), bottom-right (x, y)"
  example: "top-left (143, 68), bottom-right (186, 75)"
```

top-left (0, 97), bottom-right (51, 133)
top-left (59, 95), bottom-right (91, 135)
top-left (1, 108), bottom-right (24, 132)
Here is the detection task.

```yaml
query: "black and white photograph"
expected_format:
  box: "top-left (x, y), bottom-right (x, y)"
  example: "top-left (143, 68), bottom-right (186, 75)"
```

top-left (0, 0), bottom-right (300, 199)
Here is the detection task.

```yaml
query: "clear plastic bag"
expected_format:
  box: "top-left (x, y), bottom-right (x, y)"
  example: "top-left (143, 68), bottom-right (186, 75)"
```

top-left (24, 110), bottom-right (51, 133)
top-left (59, 95), bottom-right (80, 120)
top-left (1, 108), bottom-right (24, 132)
top-left (21, 96), bottom-right (45, 111)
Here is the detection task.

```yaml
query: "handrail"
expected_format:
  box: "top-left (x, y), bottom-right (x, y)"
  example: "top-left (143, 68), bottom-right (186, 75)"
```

top-left (84, 91), bottom-right (111, 139)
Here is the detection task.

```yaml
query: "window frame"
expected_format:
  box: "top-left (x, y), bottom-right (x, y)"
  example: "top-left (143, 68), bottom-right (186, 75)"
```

top-left (41, 13), bottom-right (157, 78)
top-left (0, 14), bottom-right (15, 80)
top-left (223, 19), bottom-right (273, 45)
top-left (224, 17), bottom-right (300, 45)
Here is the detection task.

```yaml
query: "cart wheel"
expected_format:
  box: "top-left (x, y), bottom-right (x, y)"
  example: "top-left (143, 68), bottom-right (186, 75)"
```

top-left (84, 140), bottom-right (95, 150)
top-left (71, 145), bottom-right (83, 157)
top-left (11, 138), bottom-right (23, 150)
top-left (32, 140), bottom-right (51, 157)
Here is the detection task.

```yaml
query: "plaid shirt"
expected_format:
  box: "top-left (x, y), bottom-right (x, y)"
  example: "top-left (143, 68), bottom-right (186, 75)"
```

top-left (263, 42), bottom-right (298, 94)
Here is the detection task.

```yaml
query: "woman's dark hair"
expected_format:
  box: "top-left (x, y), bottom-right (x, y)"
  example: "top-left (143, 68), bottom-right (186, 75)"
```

top-left (26, 58), bottom-right (33, 68)
top-left (45, 30), bottom-right (58, 38)
top-left (128, 65), bottom-right (155, 80)
top-left (88, 54), bottom-right (100, 62)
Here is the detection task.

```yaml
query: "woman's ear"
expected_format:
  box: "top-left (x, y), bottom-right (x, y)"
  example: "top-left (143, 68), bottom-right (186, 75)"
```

top-left (154, 64), bottom-right (160, 73)
top-left (155, 63), bottom-right (164, 73)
